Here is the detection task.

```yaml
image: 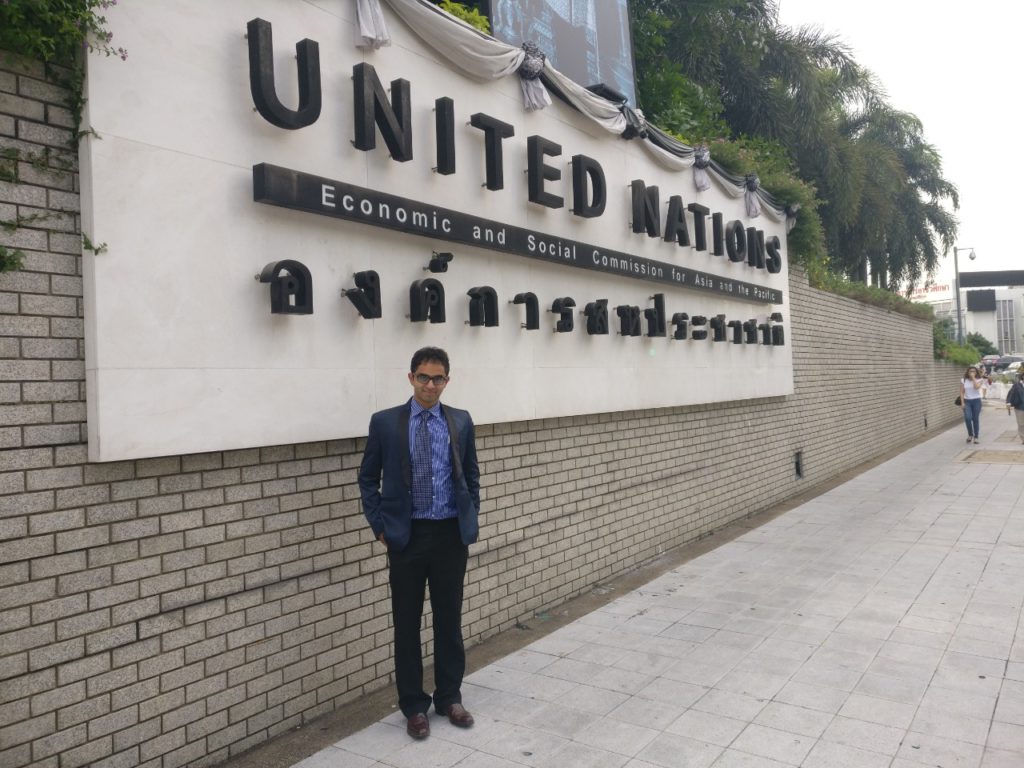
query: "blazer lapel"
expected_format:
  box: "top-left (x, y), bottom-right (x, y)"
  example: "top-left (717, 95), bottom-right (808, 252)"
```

top-left (441, 404), bottom-right (463, 482)
top-left (398, 402), bottom-right (411, 489)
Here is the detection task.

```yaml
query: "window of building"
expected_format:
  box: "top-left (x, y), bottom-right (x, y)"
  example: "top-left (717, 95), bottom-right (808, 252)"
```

top-left (996, 299), bottom-right (1016, 354)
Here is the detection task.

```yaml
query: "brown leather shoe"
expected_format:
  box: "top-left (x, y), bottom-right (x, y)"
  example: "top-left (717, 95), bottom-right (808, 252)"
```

top-left (443, 703), bottom-right (474, 728)
top-left (406, 713), bottom-right (430, 740)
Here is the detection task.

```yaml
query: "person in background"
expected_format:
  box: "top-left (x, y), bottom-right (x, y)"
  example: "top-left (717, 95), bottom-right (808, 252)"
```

top-left (358, 347), bottom-right (481, 741)
top-left (1007, 369), bottom-right (1024, 445)
top-left (960, 365), bottom-right (986, 444)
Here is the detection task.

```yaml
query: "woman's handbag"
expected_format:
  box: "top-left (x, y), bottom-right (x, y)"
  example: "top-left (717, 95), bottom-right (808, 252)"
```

top-left (954, 395), bottom-right (962, 406)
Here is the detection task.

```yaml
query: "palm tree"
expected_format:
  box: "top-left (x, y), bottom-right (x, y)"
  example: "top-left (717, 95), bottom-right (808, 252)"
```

top-left (628, 0), bottom-right (959, 287)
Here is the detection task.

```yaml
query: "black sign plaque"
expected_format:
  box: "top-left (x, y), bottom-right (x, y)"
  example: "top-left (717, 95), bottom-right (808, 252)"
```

top-left (252, 163), bottom-right (783, 304)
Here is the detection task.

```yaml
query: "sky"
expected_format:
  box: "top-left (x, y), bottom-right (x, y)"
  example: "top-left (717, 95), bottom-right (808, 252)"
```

top-left (776, 0), bottom-right (1023, 286)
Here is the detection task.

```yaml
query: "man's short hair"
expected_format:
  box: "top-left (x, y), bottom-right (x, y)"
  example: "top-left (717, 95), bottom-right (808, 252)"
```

top-left (410, 346), bottom-right (450, 375)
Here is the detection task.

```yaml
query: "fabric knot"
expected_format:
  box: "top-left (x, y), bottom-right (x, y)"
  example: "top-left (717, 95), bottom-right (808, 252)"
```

top-left (518, 42), bottom-right (546, 80)
top-left (693, 144), bottom-right (711, 169)
top-left (785, 202), bottom-right (801, 233)
top-left (744, 174), bottom-right (762, 218)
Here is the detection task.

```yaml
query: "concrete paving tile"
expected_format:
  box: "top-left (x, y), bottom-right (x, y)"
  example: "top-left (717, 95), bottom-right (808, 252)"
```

top-left (494, 650), bottom-right (558, 674)
top-left (449, 753), bottom-right (526, 768)
top-left (519, 702), bottom-right (594, 739)
top-left (607, 696), bottom-right (687, 731)
top-left (659, 622), bottom-right (715, 644)
top-left (524, 633), bottom-right (584, 657)
top-left (897, 730), bottom-right (984, 768)
top-left (979, 747), bottom-right (1024, 768)
top-left (620, 616), bottom-right (675, 636)
top-left (887, 627), bottom-right (951, 649)
top-left (708, 748), bottom-right (790, 767)
top-left (807, 647), bottom-right (875, 673)
top-left (634, 676), bottom-right (706, 707)
top-left (729, 723), bottom-right (814, 765)
top-left (802, 740), bottom-right (891, 768)
top-left (611, 650), bottom-right (676, 676)
top-left (734, 652), bottom-right (803, 679)
top-left (986, 721), bottom-right (1024, 752)
top-left (752, 638), bottom-right (816, 662)
top-left (553, 683), bottom-right (630, 717)
top-left (293, 747), bottom-right (374, 768)
top-left (865, 654), bottom-right (937, 681)
top-left (588, 666), bottom-right (658, 695)
top-left (853, 673), bottom-right (928, 705)
top-left (333, 722), bottom-right (410, 761)
top-left (573, 717), bottom-right (660, 757)
top-left (685, 611), bottom-right (736, 630)
top-left (838, 693), bottom-right (916, 729)
top-left (662, 658), bottom-right (732, 687)
top-left (477, 723), bottom-right (571, 767)
top-left (877, 640), bottom-right (945, 667)
top-left (665, 708), bottom-right (746, 747)
top-left (536, 741), bottom-right (629, 768)
top-left (918, 686), bottom-right (996, 721)
top-left (772, 681), bottom-right (849, 714)
top-left (1003, 662), bottom-right (1024, 682)
top-left (565, 642), bottom-right (629, 666)
top-left (753, 701), bottom-right (833, 738)
top-left (467, 666), bottom-right (578, 701)
top-left (821, 632), bottom-right (885, 657)
top-left (693, 689), bottom-right (768, 721)
top-left (471, 690), bottom-right (545, 725)
top-left (635, 732), bottom-right (723, 768)
top-left (384, 736), bottom-right (474, 768)
top-left (790, 662), bottom-right (863, 692)
top-left (540, 657), bottom-right (607, 684)
top-left (911, 706), bottom-right (991, 746)
top-left (993, 695), bottom-right (1024, 726)
top-left (821, 714), bottom-right (905, 756)
top-left (714, 669), bottom-right (790, 700)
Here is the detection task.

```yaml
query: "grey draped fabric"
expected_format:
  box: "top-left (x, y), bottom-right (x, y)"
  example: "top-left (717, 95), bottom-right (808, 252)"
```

top-left (518, 43), bottom-right (551, 111)
top-left (356, 0), bottom-right (391, 49)
top-left (371, 0), bottom-right (790, 222)
top-left (693, 144), bottom-right (711, 192)
top-left (744, 175), bottom-right (762, 218)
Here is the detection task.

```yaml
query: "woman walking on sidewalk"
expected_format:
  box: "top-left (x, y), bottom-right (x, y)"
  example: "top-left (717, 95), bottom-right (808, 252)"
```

top-left (1007, 370), bottom-right (1024, 444)
top-left (961, 365), bottom-right (986, 444)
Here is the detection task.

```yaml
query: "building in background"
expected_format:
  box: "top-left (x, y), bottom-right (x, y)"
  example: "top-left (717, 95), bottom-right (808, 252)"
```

top-left (913, 279), bottom-right (1023, 354)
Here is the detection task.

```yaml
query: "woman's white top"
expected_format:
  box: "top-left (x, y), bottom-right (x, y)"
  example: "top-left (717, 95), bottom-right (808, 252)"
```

top-left (962, 377), bottom-right (985, 400)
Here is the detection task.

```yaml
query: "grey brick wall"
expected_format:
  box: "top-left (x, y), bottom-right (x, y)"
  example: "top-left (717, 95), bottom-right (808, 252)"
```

top-left (0, 52), bottom-right (965, 768)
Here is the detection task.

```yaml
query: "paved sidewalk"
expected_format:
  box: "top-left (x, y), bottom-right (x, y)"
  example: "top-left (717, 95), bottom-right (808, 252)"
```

top-left (291, 416), bottom-right (1024, 768)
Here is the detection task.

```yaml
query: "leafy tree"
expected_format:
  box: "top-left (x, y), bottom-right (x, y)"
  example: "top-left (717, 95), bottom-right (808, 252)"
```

top-left (626, 0), bottom-right (958, 289)
top-left (965, 332), bottom-right (998, 357)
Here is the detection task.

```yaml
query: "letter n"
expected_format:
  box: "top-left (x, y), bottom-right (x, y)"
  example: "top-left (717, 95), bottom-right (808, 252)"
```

top-left (631, 180), bottom-right (660, 238)
top-left (353, 63), bottom-right (413, 162)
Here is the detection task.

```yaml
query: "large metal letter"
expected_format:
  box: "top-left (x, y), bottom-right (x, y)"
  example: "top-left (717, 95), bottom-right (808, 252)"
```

top-left (353, 63), bottom-right (413, 162)
top-left (259, 260), bottom-right (313, 314)
top-left (247, 19), bottom-right (321, 130)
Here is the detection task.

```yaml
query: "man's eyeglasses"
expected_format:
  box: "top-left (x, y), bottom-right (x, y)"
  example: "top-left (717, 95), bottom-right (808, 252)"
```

top-left (413, 373), bottom-right (449, 386)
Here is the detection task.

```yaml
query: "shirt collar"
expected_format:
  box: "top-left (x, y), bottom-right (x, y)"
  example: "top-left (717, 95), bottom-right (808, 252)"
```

top-left (410, 399), bottom-right (442, 420)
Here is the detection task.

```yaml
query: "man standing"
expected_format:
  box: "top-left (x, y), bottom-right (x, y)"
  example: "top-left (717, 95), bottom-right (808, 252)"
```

top-left (358, 347), bottom-right (480, 740)
top-left (1007, 369), bottom-right (1024, 444)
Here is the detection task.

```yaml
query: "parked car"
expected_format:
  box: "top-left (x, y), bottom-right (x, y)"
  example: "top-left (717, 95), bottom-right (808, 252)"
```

top-left (981, 354), bottom-right (1001, 368)
top-left (993, 355), bottom-right (1024, 372)
top-left (1007, 361), bottom-right (1022, 375)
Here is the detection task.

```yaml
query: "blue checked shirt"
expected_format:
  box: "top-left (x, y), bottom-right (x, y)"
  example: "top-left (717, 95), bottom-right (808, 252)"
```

top-left (409, 400), bottom-right (456, 519)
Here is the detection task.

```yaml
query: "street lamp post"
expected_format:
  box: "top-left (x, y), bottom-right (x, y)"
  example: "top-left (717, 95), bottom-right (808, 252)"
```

top-left (952, 246), bottom-right (975, 345)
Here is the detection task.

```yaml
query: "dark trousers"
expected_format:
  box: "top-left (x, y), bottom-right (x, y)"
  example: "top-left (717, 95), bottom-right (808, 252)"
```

top-left (388, 518), bottom-right (468, 717)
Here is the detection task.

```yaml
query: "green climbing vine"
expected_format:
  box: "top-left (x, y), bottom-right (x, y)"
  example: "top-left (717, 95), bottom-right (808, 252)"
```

top-left (0, 0), bottom-right (126, 272)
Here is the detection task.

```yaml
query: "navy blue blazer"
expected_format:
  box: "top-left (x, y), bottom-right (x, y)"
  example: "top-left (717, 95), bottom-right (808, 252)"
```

top-left (358, 399), bottom-right (480, 552)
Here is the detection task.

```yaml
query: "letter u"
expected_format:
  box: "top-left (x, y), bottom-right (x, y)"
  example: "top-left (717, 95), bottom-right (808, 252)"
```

top-left (247, 18), bottom-right (322, 130)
